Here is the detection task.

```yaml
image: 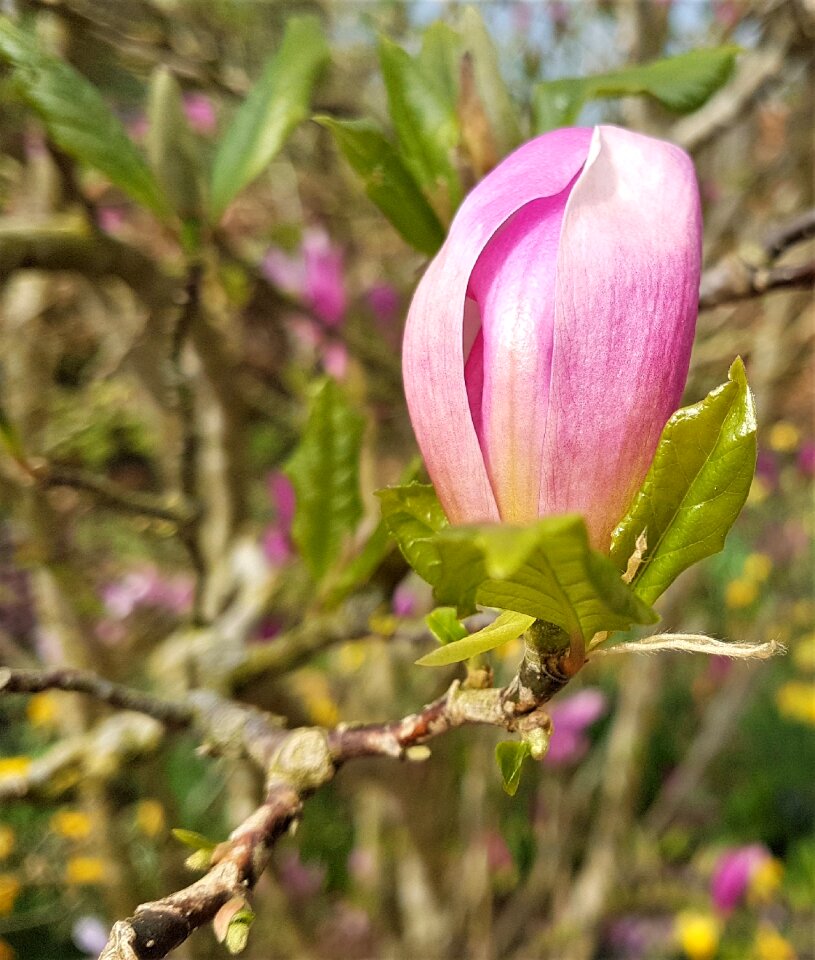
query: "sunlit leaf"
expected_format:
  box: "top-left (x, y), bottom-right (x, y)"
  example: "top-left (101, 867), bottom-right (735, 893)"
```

top-left (417, 610), bottom-right (533, 666)
top-left (0, 19), bottom-right (171, 218)
top-left (495, 740), bottom-right (531, 796)
top-left (610, 358), bottom-right (757, 606)
top-left (316, 117), bottom-right (445, 256)
top-left (210, 16), bottom-right (328, 220)
top-left (376, 482), bottom-right (448, 585)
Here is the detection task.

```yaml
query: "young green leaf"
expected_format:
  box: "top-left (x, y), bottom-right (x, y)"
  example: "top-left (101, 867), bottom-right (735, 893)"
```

top-left (531, 78), bottom-right (587, 133)
top-left (495, 740), bottom-right (531, 797)
top-left (458, 6), bottom-right (521, 154)
top-left (286, 379), bottom-right (365, 581)
top-left (376, 482), bottom-right (448, 585)
top-left (418, 21), bottom-right (462, 107)
top-left (425, 607), bottom-right (470, 647)
top-left (609, 358), bottom-right (757, 606)
top-left (146, 67), bottom-right (200, 221)
top-left (210, 16), bottom-right (328, 220)
top-left (316, 117), bottom-right (445, 256)
top-left (0, 20), bottom-right (171, 219)
top-left (417, 610), bottom-right (534, 666)
top-left (171, 828), bottom-right (217, 852)
top-left (532, 46), bottom-right (739, 132)
top-left (378, 37), bottom-right (462, 220)
top-left (428, 516), bottom-right (658, 637)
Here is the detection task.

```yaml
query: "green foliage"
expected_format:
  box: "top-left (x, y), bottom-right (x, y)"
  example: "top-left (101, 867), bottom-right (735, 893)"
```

top-left (316, 117), bottom-right (445, 256)
top-left (417, 610), bottom-right (533, 666)
top-left (285, 379), bottom-right (365, 581)
top-left (495, 740), bottom-right (531, 797)
top-left (533, 46), bottom-right (739, 132)
top-left (210, 15), bottom-right (328, 220)
top-left (146, 67), bottom-right (200, 223)
top-left (0, 19), bottom-right (171, 218)
top-left (610, 358), bottom-right (757, 606)
top-left (425, 606), bottom-right (469, 647)
top-left (430, 517), bottom-right (657, 636)
top-left (376, 482), bottom-right (448, 585)
top-left (378, 36), bottom-right (462, 218)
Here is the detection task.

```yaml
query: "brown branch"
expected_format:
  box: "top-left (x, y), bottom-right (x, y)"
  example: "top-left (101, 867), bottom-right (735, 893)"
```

top-left (0, 634), bottom-right (574, 958)
top-left (40, 465), bottom-right (198, 528)
top-left (0, 667), bottom-right (194, 729)
top-left (699, 207), bottom-right (815, 309)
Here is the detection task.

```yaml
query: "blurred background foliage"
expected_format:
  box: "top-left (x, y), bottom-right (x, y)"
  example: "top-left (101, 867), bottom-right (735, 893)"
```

top-left (0, 0), bottom-right (812, 958)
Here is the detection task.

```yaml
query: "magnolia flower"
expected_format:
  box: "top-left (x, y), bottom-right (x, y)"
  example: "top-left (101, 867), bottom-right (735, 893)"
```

top-left (403, 126), bottom-right (702, 549)
top-left (545, 688), bottom-right (608, 767)
top-left (710, 844), bottom-right (775, 914)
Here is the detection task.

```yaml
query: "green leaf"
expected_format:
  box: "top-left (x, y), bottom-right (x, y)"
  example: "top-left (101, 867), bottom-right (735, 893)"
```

top-left (583, 46), bottom-right (739, 113)
top-left (225, 908), bottom-right (255, 955)
top-left (172, 828), bottom-right (217, 852)
top-left (531, 78), bottom-right (587, 133)
top-left (0, 20), bottom-right (171, 218)
top-left (495, 740), bottom-right (531, 797)
top-left (316, 117), bottom-right (445, 256)
top-left (376, 482), bottom-right (448, 585)
top-left (417, 610), bottom-right (534, 666)
top-left (285, 379), bottom-right (365, 581)
top-left (429, 516), bottom-right (657, 638)
top-left (378, 37), bottom-right (462, 219)
top-left (532, 47), bottom-right (739, 132)
top-left (210, 16), bottom-right (328, 220)
top-left (146, 67), bottom-right (200, 221)
top-left (417, 21), bottom-right (462, 107)
top-left (458, 6), bottom-right (521, 154)
top-left (425, 607), bottom-right (469, 646)
top-left (609, 358), bottom-right (757, 606)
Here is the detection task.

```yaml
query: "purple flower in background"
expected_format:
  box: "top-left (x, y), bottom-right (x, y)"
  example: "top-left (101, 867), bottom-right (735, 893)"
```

top-left (102, 566), bottom-right (193, 620)
top-left (797, 440), bottom-right (815, 477)
top-left (263, 228), bottom-right (347, 328)
top-left (755, 449), bottom-right (780, 490)
top-left (278, 850), bottom-right (325, 899)
top-left (545, 688), bottom-right (608, 767)
top-left (73, 916), bottom-right (109, 956)
top-left (262, 472), bottom-right (296, 566)
top-left (367, 283), bottom-right (400, 323)
top-left (97, 206), bottom-right (127, 234)
top-left (711, 844), bottom-right (772, 914)
top-left (183, 92), bottom-right (217, 135)
top-left (392, 581), bottom-right (418, 618)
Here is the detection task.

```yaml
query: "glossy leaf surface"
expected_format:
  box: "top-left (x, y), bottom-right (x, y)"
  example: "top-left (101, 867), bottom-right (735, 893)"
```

top-left (417, 610), bottom-right (533, 666)
top-left (376, 482), bottom-right (448, 585)
top-left (610, 358), bottom-right (757, 606)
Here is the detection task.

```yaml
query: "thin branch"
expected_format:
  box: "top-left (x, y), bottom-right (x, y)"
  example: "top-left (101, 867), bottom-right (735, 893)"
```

top-left (41, 465), bottom-right (198, 528)
top-left (699, 257), bottom-right (815, 309)
top-left (0, 667), bottom-right (194, 728)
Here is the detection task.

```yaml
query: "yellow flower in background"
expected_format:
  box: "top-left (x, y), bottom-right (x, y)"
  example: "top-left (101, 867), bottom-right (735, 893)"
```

top-left (0, 758), bottom-right (31, 780)
top-left (338, 641), bottom-right (368, 674)
top-left (749, 857), bottom-right (784, 903)
top-left (792, 633), bottom-right (815, 672)
top-left (0, 875), bottom-right (20, 916)
top-left (51, 809), bottom-right (92, 841)
top-left (26, 693), bottom-right (58, 730)
top-left (0, 938), bottom-right (15, 960)
top-left (754, 924), bottom-right (797, 960)
top-left (65, 856), bottom-right (106, 885)
top-left (743, 553), bottom-right (773, 583)
top-left (0, 827), bottom-right (14, 861)
top-left (726, 579), bottom-right (758, 610)
top-left (776, 682), bottom-right (815, 726)
top-left (291, 673), bottom-right (339, 728)
top-left (768, 421), bottom-right (800, 453)
top-left (135, 800), bottom-right (165, 839)
top-left (676, 911), bottom-right (721, 960)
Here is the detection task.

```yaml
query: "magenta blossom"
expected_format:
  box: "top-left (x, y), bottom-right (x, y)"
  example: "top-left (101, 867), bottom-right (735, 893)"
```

top-left (263, 228), bottom-right (347, 328)
top-left (403, 126), bottom-right (702, 549)
top-left (711, 844), bottom-right (772, 914)
top-left (545, 688), bottom-right (608, 767)
top-left (182, 93), bottom-right (217, 135)
top-left (262, 471), bottom-right (296, 566)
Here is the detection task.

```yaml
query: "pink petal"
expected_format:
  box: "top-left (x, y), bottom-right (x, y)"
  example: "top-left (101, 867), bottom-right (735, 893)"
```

top-left (403, 128), bottom-right (594, 524)
top-left (303, 229), bottom-right (347, 328)
top-left (542, 126), bottom-right (701, 548)
top-left (468, 183), bottom-right (576, 522)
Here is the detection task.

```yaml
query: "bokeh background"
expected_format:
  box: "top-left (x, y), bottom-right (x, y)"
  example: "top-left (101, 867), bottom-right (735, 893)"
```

top-left (0, 1), bottom-right (813, 958)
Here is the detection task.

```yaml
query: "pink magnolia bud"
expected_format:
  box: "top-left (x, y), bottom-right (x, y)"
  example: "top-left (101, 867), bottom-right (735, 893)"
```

top-left (403, 126), bottom-right (702, 548)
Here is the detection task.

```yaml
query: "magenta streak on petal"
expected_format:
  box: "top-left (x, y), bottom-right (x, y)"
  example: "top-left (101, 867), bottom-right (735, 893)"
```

top-left (403, 127), bottom-right (594, 525)
top-left (467, 186), bottom-right (575, 522)
top-left (542, 125), bottom-right (701, 548)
